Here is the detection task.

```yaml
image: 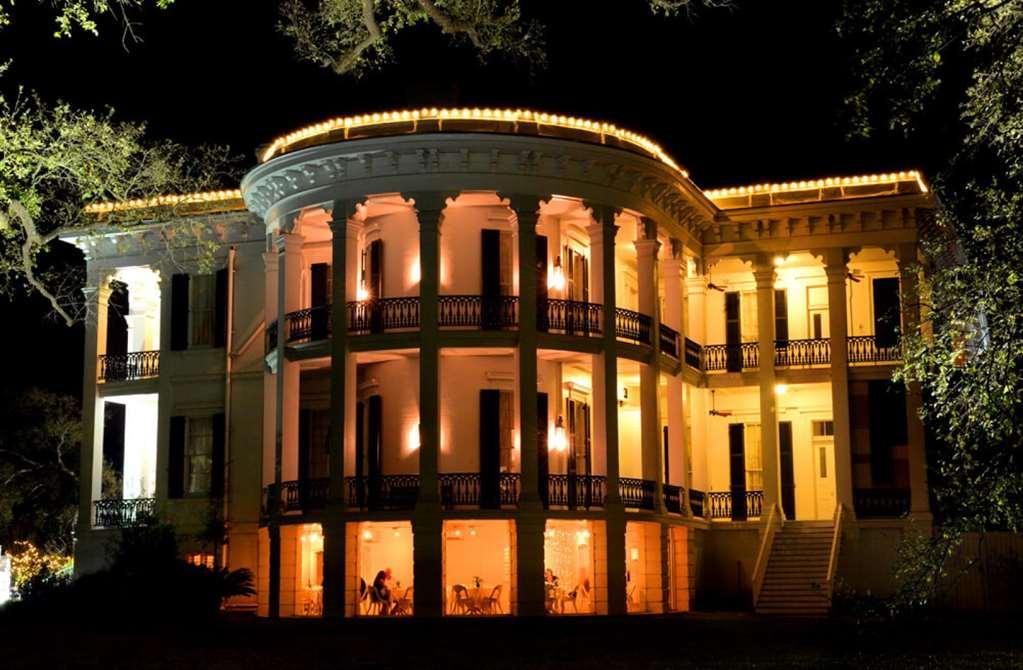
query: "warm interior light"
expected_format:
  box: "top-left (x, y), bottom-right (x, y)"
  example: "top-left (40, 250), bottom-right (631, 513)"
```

top-left (773, 255), bottom-right (785, 267)
top-left (407, 423), bottom-right (421, 452)
top-left (630, 547), bottom-right (640, 562)
top-left (548, 256), bottom-right (566, 292)
top-left (774, 383), bottom-right (789, 395)
top-left (618, 386), bottom-right (629, 407)
top-left (549, 416), bottom-right (568, 453)
top-left (356, 282), bottom-right (369, 301)
top-left (362, 530), bottom-right (373, 541)
top-left (409, 255), bottom-right (421, 284)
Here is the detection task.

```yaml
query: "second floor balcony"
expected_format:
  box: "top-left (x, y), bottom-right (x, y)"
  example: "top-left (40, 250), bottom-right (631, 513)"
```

top-left (683, 336), bottom-right (902, 373)
top-left (98, 351), bottom-right (160, 382)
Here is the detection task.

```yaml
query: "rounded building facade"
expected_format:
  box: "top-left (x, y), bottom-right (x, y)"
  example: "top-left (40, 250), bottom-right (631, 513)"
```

top-left (242, 110), bottom-right (717, 617)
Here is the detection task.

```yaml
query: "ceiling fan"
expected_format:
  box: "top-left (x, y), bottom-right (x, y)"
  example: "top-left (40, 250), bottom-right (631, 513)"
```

top-left (708, 390), bottom-right (732, 417)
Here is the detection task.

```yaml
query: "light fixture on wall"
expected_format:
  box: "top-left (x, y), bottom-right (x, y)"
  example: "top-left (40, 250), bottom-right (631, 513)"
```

top-left (773, 255), bottom-right (786, 267)
top-left (774, 383), bottom-right (789, 396)
top-left (407, 423), bottom-right (421, 452)
top-left (356, 280), bottom-right (369, 301)
top-left (548, 255), bottom-right (566, 291)
top-left (618, 386), bottom-right (629, 407)
top-left (549, 416), bottom-right (568, 453)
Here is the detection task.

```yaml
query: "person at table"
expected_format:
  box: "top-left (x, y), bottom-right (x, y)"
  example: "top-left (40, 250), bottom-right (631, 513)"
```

top-left (373, 568), bottom-right (393, 614)
top-left (543, 569), bottom-right (558, 613)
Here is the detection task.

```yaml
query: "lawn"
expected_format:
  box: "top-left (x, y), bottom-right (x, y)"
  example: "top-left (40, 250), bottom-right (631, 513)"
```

top-left (1, 612), bottom-right (1020, 669)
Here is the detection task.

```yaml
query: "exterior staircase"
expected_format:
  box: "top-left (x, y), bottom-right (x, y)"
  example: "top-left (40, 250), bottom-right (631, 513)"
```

top-left (755, 520), bottom-right (836, 617)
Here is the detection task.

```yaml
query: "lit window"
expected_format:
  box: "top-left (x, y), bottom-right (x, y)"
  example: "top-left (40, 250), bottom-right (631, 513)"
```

top-left (186, 552), bottom-right (214, 569)
top-left (186, 417), bottom-right (213, 494)
top-left (190, 274), bottom-right (216, 346)
top-left (744, 424), bottom-right (763, 491)
top-left (812, 420), bottom-right (835, 437)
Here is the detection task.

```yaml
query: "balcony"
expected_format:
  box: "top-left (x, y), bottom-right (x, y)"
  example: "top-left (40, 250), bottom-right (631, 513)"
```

top-left (663, 483), bottom-right (684, 513)
top-left (540, 298), bottom-right (602, 336)
top-left (703, 490), bottom-right (764, 520)
top-left (620, 477), bottom-right (657, 510)
top-left (346, 475), bottom-right (420, 511)
top-left (702, 343), bottom-right (759, 372)
top-left (543, 474), bottom-right (607, 510)
top-left (614, 308), bottom-right (653, 346)
top-left (439, 295), bottom-right (518, 329)
top-left (93, 497), bottom-right (157, 528)
top-left (439, 472), bottom-right (521, 508)
top-left (774, 338), bottom-right (831, 367)
top-left (262, 478), bottom-right (330, 516)
top-left (688, 489), bottom-right (705, 517)
top-left (659, 324), bottom-right (680, 359)
top-left (854, 488), bottom-right (910, 518)
top-left (848, 335), bottom-right (901, 364)
top-left (98, 351), bottom-right (160, 382)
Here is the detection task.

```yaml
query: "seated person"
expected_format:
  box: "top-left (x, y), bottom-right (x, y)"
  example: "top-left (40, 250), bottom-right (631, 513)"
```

top-left (373, 568), bottom-right (393, 614)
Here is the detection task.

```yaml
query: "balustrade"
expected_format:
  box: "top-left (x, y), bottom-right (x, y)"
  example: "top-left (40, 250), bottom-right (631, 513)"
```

top-left (93, 497), bottom-right (157, 528)
top-left (98, 351), bottom-right (160, 382)
top-left (543, 474), bottom-right (607, 510)
top-left (439, 472), bottom-right (521, 508)
top-left (614, 308), bottom-right (653, 345)
top-left (659, 324), bottom-right (680, 358)
top-left (663, 483), bottom-right (684, 514)
top-left (619, 477), bottom-right (656, 510)
top-left (853, 488), bottom-right (910, 518)
top-left (848, 335), bottom-right (902, 364)
top-left (438, 295), bottom-right (518, 329)
top-left (702, 342), bottom-right (759, 372)
top-left (541, 299), bottom-right (602, 336)
top-left (774, 338), bottom-right (831, 367)
top-left (345, 475), bottom-right (420, 511)
top-left (704, 490), bottom-right (763, 520)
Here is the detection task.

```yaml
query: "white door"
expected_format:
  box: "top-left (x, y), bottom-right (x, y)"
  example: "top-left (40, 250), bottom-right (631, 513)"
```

top-left (812, 420), bottom-right (837, 519)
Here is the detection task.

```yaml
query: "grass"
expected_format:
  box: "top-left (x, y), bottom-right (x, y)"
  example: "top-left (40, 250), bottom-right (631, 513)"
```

top-left (1, 611), bottom-right (1021, 669)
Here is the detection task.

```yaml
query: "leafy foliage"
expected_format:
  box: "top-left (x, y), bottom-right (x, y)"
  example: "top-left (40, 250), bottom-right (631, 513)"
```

top-left (0, 389), bottom-right (81, 554)
top-left (0, 0), bottom-right (175, 40)
top-left (0, 88), bottom-right (238, 324)
top-left (841, 0), bottom-right (1023, 607)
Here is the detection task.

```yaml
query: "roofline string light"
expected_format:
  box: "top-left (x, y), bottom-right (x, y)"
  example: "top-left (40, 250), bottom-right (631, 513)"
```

top-left (83, 189), bottom-right (244, 215)
top-left (258, 107), bottom-right (690, 178)
top-left (702, 170), bottom-right (928, 200)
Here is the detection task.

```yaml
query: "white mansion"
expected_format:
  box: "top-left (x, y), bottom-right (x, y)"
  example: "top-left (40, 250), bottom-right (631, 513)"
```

top-left (67, 109), bottom-right (934, 617)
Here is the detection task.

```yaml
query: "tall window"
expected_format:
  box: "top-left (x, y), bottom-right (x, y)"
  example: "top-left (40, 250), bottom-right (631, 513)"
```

top-left (744, 423), bottom-right (763, 491)
top-left (190, 274), bottom-right (216, 346)
top-left (499, 390), bottom-right (515, 471)
top-left (186, 416), bottom-right (214, 494)
top-left (740, 291), bottom-right (758, 342)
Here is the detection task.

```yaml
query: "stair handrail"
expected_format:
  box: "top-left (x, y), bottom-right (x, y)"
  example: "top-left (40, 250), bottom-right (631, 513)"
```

top-left (825, 502), bottom-right (845, 599)
top-left (751, 502), bottom-right (782, 609)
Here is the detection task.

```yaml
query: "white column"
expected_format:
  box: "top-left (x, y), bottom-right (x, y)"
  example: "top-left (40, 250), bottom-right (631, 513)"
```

top-left (822, 248), bottom-right (855, 514)
top-left (686, 276), bottom-right (707, 346)
top-left (662, 253), bottom-right (689, 512)
top-left (635, 236), bottom-right (663, 513)
top-left (753, 257), bottom-right (781, 515)
top-left (898, 242), bottom-right (931, 517)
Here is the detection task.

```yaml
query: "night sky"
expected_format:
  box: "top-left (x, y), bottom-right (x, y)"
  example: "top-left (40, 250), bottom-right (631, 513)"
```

top-left (0, 0), bottom-right (935, 399)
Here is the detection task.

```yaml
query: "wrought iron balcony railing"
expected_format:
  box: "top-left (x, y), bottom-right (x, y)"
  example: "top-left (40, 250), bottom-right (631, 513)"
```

top-left (262, 478), bottom-right (331, 516)
top-left (93, 497), bottom-right (157, 528)
top-left (659, 324), bottom-right (680, 359)
top-left (688, 488), bottom-right (705, 517)
top-left (345, 474), bottom-right (420, 511)
top-left (438, 295), bottom-right (518, 329)
top-left (543, 474), bottom-right (607, 510)
top-left (439, 472), bottom-right (521, 508)
top-left (683, 337), bottom-right (703, 370)
top-left (702, 342), bottom-right (759, 372)
top-left (540, 298), bottom-right (602, 336)
top-left (98, 351), bottom-right (160, 382)
top-left (854, 488), bottom-right (910, 518)
top-left (704, 490), bottom-right (764, 520)
top-left (614, 308), bottom-right (653, 346)
top-left (848, 335), bottom-right (902, 364)
top-left (774, 338), bottom-right (831, 367)
top-left (663, 483), bottom-right (684, 514)
top-left (620, 477), bottom-right (657, 510)
top-left (348, 297), bottom-right (422, 334)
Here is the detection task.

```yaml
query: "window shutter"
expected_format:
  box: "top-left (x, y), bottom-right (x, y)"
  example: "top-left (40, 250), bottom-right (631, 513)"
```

top-left (479, 389), bottom-right (501, 508)
top-left (170, 274), bottom-right (190, 351)
top-left (779, 421), bottom-right (795, 520)
top-left (368, 240), bottom-right (384, 298)
top-left (774, 289), bottom-right (789, 344)
top-left (537, 392), bottom-right (549, 504)
top-left (872, 278), bottom-right (901, 348)
top-left (481, 230), bottom-right (501, 330)
top-left (725, 292), bottom-right (741, 372)
top-left (211, 412), bottom-right (226, 498)
top-left (535, 235), bottom-right (548, 331)
top-left (214, 268), bottom-right (228, 348)
top-left (106, 281), bottom-right (130, 357)
top-left (169, 415), bottom-right (186, 499)
top-left (728, 423), bottom-right (747, 521)
top-left (367, 396), bottom-right (383, 509)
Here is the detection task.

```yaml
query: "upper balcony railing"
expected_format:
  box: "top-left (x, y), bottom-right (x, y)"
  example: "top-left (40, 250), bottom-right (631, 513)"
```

top-left (540, 298), bottom-right (602, 336)
top-left (439, 472), bottom-right (521, 508)
top-left (848, 335), bottom-right (902, 364)
top-left (658, 323), bottom-right (680, 359)
top-left (262, 478), bottom-right (330, 517)
top-left (854, 487), bottom-right (910, 518)
top-left (348, 298), bottom-right (422, 334)
top-left (345, 475), bottom-right (420, 511)
top-left (614, 308), bottom-right (653, 346)
top-left (619, 477), bottom-right (657, 510)
top-left (703, 490), bottom-right (764, 520)
top-left (543, 474), bottom-right (607, 510)
top-left (98, 351), bottom-right (160, 382)
top-left (93, 497), bottom-right (157, 528)
top-left (774, 338), bottom-right (831, 367)
top-left (438, 295), bottom-right (518, 329)
top-left (702, 342), bottom-right (759, 372)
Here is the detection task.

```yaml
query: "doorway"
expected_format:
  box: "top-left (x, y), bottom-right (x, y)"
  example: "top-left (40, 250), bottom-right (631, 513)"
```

top-left (811, 420), bottom-right (837, 518)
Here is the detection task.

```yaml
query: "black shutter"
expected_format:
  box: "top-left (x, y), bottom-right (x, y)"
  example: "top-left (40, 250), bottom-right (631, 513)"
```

top-left (728, 423), bottom-right (747, 521)
top-left (102, 402), bottom-right (126, 498)
top-left (168, 415), bottom-right (186, 499)
top-left (298, 408), bottom-right (311, 508)
top-left (214, 268), bottom-right (228, 348)
top-left (662, 425), bottom-right (670, 485)
top-left (106, 281), bottom-right (129, 357)
top-left (369, 240), bottom-right (384, 333)
top-left (170, 274), bottom-right (190, 351)
top-left (779, 421), bottom-right (795, 520)
top-left (481, 230), bottom-right (501, 330)
top-left (868, 380), bottom-right (906, 485)
top-left (310, 263), bottom-right (330, 339)
top-left (211, 412), bottom-right (226, 498)
top-left (774, 289), bottom-right (789, 345)
top-left (566, 399), bottom-right (577, 510)
top-left (537, 392), bottom-right (549, 505)
top-left (479, 390), bottom-right (501, 508)
top-left (872, 278), bottom-right (902, 349)
top-left (725, 292), bottom-right (741, 372)
top-left (536, 235), bottom-right (549, 331)
top-left (367, 395), bottom-right (382, 509)
top-left (355, 400), bottom-right (365, 507)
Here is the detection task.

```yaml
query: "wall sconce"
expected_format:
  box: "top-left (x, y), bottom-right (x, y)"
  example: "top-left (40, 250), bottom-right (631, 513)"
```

top-left (549, 416), bottom-right (568, 453)
top-left (773, 255), bottom-right (786, 267)
top-left (548, 255), bottom-right (566, 291)
top-left (774, 383), bottom-right (789, 396)
top-left (618, 386), bottom-right (629, 407)
top-left (362, 529), bottom-right (374, 541)
top-left (407, 423), bottom-right (421, 452)
top-left (356, 280), bottom-right (369, 301)
top-left (630, 547), bottom-right (640, 562)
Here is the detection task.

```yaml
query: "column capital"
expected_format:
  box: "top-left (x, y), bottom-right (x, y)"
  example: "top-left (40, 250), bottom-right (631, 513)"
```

top-left (660, 256), bottom-right (685, 277)
top-left (752, 266), bottom-right (776, 288)
top-left (497, 192), bottom-right (551, 216)
top-left (583, 201), bottom-right (622, 227)
top-left (401, 191), bottom-right (458, 215)
top-left (633, 238), bottom-right (661, 258)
